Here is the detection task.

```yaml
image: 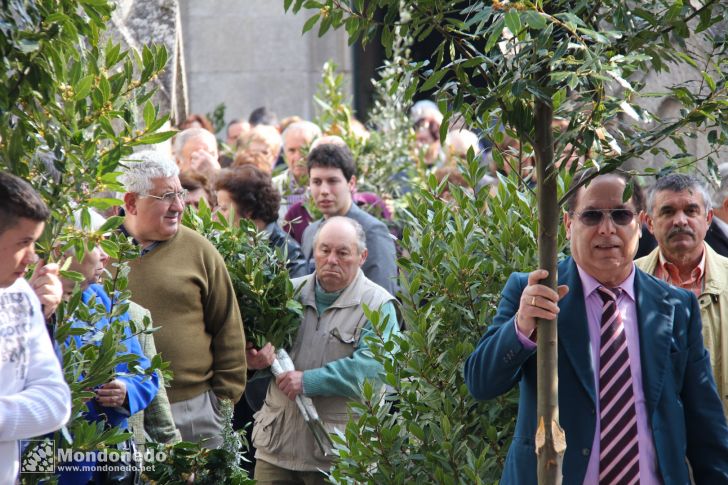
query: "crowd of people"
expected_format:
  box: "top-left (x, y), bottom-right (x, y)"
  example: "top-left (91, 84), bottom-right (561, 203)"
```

top-left (2, 99), bottom-right (728, 484)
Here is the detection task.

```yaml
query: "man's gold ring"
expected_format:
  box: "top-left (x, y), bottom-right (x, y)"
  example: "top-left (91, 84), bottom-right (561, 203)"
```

top-left (531, 296), bottom-right (536, 306)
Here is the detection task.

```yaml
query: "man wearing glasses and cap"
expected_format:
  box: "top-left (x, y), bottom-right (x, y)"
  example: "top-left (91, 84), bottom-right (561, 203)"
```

top-left (118, 150), bottom-right (246, 449)
top-left (464, 171), bottom-right (728, 484)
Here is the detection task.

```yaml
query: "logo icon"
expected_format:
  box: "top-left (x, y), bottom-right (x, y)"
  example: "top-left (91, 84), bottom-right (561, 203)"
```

top-left (20, 439), bottom-right (55, 473)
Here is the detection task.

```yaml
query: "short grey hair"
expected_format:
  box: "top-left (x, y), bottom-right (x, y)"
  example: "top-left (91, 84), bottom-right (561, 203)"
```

top-left (711, 162), bottom-right (728, 207)
top-left (281, 121), bottom-right (322, 148)
top-left (313, 216), bottom-right (367, 254)
top-left (173, 127), bottom-right (217, 159)
top-left (646, 173), bottom-right (712, 215)
top-left (119, 150), bottom-right (179, 194)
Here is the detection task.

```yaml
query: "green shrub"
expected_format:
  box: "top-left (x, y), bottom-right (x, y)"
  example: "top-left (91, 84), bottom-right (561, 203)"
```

top-left (181, 201), bottom-right (303, 350)
top-left (328, 159), bottom-right (565, 484)
top-left (2, 2), bottom-right (175, 482)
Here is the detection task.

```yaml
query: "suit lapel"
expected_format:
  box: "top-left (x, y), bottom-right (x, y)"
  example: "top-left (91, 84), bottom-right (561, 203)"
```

top-left (706, 222), bottom-right (728, 257)
top-left (557, 259), bottom-right (597, 405)
top-left (634, 269), bottom-right (673, 416)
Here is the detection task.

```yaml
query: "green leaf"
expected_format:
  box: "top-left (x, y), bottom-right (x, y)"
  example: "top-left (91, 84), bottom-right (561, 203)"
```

top-left (132, 130), bottom-right (177, 145)
top-left (99, 239), bottom-right (119, 259)
top-left (60, 270), bottom-right (85, 282)
top-left (576, 27), bottom-right (609, 43)
top-left (524, 11), bottom-right (547, 30)
top-left (143, 101), bottom-right (155, 128)
top-left (88, 198), bottom-right (123, 211)
top-left (622, 179), bottom-right (634, 203)
top-left (302, 13), bottom-right (320, 34)
top-left (99, 75), bottom-right (111, 102)
top-left (421, 68), bottom-right (447, 91)
top-left (504, 9), bottom-right (521, 35)
top-left (73, 75), bottom-right (95, 100)
top-left (552, 87), bottom-right (567, 109)
top-left (318, 14), bottom-right (333, 37)
top-left (81, 208), bottom-right (91, 229)
top-left (485, 19), bottom-right (504, 52)
top-left (701, 71), bottom-right (716, 92)
top-left (17, 39), bottom-right (40, 54)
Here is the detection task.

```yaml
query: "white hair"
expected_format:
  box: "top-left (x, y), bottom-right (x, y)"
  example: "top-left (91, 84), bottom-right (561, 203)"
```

top-left (444, 129), bottom-right (480, 159)
top-left (281, 121), bottom-right (322, 148)
top-left (173, 127), bottom-right (218, 159)
top-left (119, 150), bottom-right (179, 194)
top-left (410, 99), bottom-right (443, 125)
top-left (310, 134), bottom-right (347, 151)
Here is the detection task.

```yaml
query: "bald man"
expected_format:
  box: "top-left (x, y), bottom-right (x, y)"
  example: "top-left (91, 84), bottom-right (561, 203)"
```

top-left (250, 216), bottom-right (400, 485)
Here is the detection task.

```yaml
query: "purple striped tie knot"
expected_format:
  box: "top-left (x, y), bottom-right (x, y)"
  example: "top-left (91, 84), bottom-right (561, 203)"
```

top-left (596, 285), bottom-right (640, 484)
top-left (597, 286), bottom-right (620, 303)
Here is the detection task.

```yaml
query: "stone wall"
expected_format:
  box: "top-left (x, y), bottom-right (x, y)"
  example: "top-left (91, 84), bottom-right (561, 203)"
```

top-left (179, 0), bottom-right (352, 130)
top-left (621, 20), bottom-right (727, 176)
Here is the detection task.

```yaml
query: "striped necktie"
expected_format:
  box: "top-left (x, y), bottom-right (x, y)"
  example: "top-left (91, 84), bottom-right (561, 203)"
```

top-left (597, 286), bottom-right (640, 484)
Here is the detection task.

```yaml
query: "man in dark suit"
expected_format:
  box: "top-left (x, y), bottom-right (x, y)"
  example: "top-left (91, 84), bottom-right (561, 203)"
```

top-left (465, 172), bottom-right (728, 484)
top-left (705, 162), bottom-right (728, 256)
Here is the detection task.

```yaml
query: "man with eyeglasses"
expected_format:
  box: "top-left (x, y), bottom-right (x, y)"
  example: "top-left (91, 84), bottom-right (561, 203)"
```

top-left (118, 150), bottom-right (246, 449)
top-left (465, 171), bottom-right (728, 484)
top-left (635, 173), bottom-right (728, 417)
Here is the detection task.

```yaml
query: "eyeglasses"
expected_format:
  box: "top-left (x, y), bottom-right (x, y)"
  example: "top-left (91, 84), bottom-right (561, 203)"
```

top-left (574, 208), bottom-right (637, 226)
top-left (139, 189), bottom-right (188, 203)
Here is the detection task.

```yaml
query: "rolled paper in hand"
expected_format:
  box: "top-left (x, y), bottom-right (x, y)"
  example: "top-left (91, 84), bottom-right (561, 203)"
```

top-left (271, 348), bottom-right (333, 455)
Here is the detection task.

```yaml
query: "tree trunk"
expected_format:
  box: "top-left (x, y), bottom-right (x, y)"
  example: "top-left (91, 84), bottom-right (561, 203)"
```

top-left (534, 98), bottom-right (566, 484)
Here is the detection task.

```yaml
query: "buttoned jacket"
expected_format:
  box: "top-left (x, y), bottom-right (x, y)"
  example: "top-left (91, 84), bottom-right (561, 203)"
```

top-left (464, 258), bottom-right (728, 484)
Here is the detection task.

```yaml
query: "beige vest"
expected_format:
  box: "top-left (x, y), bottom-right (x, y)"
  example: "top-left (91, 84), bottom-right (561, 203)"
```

top-left (253, 269), bottom-right (394, 471)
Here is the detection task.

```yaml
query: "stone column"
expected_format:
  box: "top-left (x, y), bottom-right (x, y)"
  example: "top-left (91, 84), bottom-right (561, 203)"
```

top-left (110, 0), bottom-right (188, 123)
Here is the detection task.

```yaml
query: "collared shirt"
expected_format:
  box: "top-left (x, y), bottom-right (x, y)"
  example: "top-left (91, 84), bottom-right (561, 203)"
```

top-left (119, 223), bottom-right (160, 256)
top-left (577, 264), bottom-right (661, 485)
top-left (654, 247), bottom-right (705, 297)
top-left (514, 265), bottom-right (661, 484)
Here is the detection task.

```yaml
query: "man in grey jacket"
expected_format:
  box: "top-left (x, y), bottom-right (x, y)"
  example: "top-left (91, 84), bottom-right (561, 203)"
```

top-left (301, 143), bottom-right (398, 295)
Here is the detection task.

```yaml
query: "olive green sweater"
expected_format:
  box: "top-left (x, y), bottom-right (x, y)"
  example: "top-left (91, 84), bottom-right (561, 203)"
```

top-left (122, 225), bottom-right (247, 403)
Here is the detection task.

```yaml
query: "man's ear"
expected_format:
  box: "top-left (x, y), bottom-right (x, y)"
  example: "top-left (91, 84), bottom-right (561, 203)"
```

top-left (123, 192), bottom-right (138, 215)
top-left (563, 211), bottom-right (572, 241)
top-left (707, 207), bottom-right (714, 225)
top-left (348, 175), bottom-right (357, 193)
top-left (359, 247), bottom-right (368, 266)
top-left (644, 211), bottom-right (656, 235)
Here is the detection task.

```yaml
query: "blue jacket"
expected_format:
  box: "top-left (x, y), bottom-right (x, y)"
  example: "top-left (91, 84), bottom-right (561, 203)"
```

top-left (464, 258), bottom-right (728, 484)
top-left (58, 284), bottom-right (159, 484)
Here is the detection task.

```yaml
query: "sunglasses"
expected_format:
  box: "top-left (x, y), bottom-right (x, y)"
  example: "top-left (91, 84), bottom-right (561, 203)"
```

top-left (574, 208), bottom-right (636, 226)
